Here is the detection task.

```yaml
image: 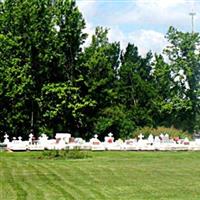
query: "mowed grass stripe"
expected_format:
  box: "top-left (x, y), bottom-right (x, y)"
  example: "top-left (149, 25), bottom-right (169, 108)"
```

top-left (43, 162), bottom-right (96, 199)
top-left (1, 157), bottom-right (73, 200)
top-left (1, 152), bottom-right (200, 200)
top-left (19, 162), bottom-right (46, 200)
top-left (77, 159), bottom-right (151, 199)
top-left (27, 163), bottom-right (67, 200)
top-left (5, 158), bottom-right (46, 200)
top-left (74, 152), bottom-right (200, 200)
top-left (68, 164), bottom-right (108, 199)
top-left (42, 160), bottom-right (111, 200)
top-left (1, 158), bottom-right (28, 200)
top-left (0, 158), bottom-right (16, 200)
top-left (47, 161), bottom-right (110, 199)
top-left (11, 160), bottom-right (46, 200)
top-left (28, 162), bottom-right (76, 200)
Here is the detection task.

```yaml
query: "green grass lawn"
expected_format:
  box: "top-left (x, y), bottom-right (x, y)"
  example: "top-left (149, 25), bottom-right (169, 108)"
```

top-left (1, 151), bottom-right (200, 200)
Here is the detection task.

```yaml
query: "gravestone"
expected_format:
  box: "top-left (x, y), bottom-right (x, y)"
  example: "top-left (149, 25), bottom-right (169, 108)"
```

top-left (74, 138), bottom-right (85, 144)
top-left (193, 130), bottom-right (200, 139)
top-left (12, 137), bottom-right (17, 144)
top-left (18, 136), bottom-right (22, 142)
top-left (154, 136), bottom-right (161, 144)
top-left (55, 133), bottom-right (71, 144)
top-left (138, 133), bottom-right (144, 140)
top-left (38, 134), bottom-right (49, 149)
top-left (162, 134), bottom-right (170, 143)
top-left (137, 133), bottom-right (148, 150)
top-left (183, 137), bottom-right (190, 145)
top-left (104, 132), bottom-right (114, 143)
top-left (116, 139), bottom-right (124, 144)
top-left (39, 134), bottom-right (48, 143)
top-left (159, 133), bottom-right (164, 142)
top-left (29, 133), bottom-right (34, 144)
top-left (3, 134), bottom-right (9, 145)
top-left (138, 134), bottom-right (145, 145)
top-left (90, 135), bottom-right (105, 151)
top-left (90, 134), bottom-right (100, 145)
top-left (165, 134), bottom-right (169, 140)
top-left (147, 134), bottom-right (154, 145)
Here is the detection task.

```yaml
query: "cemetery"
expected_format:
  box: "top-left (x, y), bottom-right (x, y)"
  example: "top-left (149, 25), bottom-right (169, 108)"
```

top-left (1, 0), bottom-right (200, 199)
top-left (2, 131), bottom-right (200, 152)
top-left (1, 130), bottom-right (200, 200)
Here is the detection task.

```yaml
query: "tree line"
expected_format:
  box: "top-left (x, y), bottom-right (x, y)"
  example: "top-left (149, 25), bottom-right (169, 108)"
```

top-left (0, 0), bottom-right (199, 140)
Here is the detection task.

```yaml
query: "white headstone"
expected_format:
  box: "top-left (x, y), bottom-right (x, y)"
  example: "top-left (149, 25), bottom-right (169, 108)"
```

top-left (74, 138), bottom-right (85, 144)
top-left (3, 134), bottom-right (9, 144)
top-left (94, 134), bottom-right (98, 139)
top-left (148, 134), bottom-right (154, 144)
top-left (154, 136), bottom-right (161, 143)
top-left (12, 137), bottom-right (17, 144)
top-left (18, 136), bottom-right (22, 142)
top-left (183, 137), bottom-right (190, 145)
top-left (165, 133), bottom-right (169, 139)
top-left (138, 134), bottom-right (144, 140)
top-left (29, 133), bottom-right (33, 144)
top-left (55, 133), bottom-right (71, 143)
top-left (90, 135), bottom-right (101, 145)
top-left (160, 133), bottom-right (164, 139)
top-left (105, 133), bottom-right (114, 143)
top-left (116, 139), bottom-right (123, 144)
top-left (108, 132), bottom-right (113, 137)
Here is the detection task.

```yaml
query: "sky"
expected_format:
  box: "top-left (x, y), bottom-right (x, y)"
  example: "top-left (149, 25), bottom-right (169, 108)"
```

top-left (76, 0), bottom-right (200, 56)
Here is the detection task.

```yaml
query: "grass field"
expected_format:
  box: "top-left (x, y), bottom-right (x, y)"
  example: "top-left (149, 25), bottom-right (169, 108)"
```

top-left (1, 151), bottom-right (200, 200)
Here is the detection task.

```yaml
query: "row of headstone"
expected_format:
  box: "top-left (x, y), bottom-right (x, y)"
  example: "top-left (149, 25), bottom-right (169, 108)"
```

top-left (2, 132), bottom-right (200, 151)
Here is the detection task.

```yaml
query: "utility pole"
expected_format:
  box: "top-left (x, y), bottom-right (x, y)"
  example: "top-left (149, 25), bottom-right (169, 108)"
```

top-left (189, 11), bottom-right (196, 33)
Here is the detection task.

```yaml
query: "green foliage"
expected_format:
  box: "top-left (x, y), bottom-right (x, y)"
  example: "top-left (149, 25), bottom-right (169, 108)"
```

top-left (39, 149), bottom-right (91, 160)
top-left (0, 0), bottom-right (87, 138)
top-left (94, 105), bottom-right (136, 139)
top-left (118, 44), bottom-right (156, 128)
top-left (37, 81), bottom-right (96, 137)
top-left (77, 27), bottom-right (121, 138)
top-left (162, 26), bottom-right (200, 131)
top-left (0, 34), bottom-right (33, 138)
top-left (80, 27), bottom-right (120, 106)
top-left (133, 126), bottom-right (191, 139)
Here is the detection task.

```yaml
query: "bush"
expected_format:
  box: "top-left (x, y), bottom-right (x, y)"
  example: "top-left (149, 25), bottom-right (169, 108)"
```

top-left (0, 143), bottom-right (7, 148)
top-left (0, 143), bottom-right (7, 152)
top-left (38, 148), bottom-right (91, 160)
top-left (94, 105), bottom-right (136, 139)
top-left (132, 126), bottom-right (191, 139)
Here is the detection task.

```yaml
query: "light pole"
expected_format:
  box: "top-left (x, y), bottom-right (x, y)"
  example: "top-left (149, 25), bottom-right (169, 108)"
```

top-left (189, 11), bottom-right (196, 33)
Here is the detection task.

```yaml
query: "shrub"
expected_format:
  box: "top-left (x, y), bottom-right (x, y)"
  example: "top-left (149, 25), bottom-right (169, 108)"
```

top-left (132, 126), bottom-right (191, 139)
top-left (38, 148), bottom-right (91, 160)
top-left (0, 143), bottom-right (7, 152)
top-left (0, 143), bottom-right (7, 148)
top-left (94, 105), bottom-right (136, 139)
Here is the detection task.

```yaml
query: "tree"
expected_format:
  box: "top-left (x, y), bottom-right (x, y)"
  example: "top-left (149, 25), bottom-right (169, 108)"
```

top-left (94, 105), bottom-right (136, 139)
top-left (0, 34), bottom-right (33, 139)
top-left (118, 43), bottom-right (155, 128)
top-left (37, 81), bottom-right (96, 137)
top-left (77, 27), bottom-right (121, 138)
top-left (0, 0), bottom-right (86, 138)
top-left (52, 0), bottom-right (87, 81)
top-left (163, 27), bottom-right (200, 131)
